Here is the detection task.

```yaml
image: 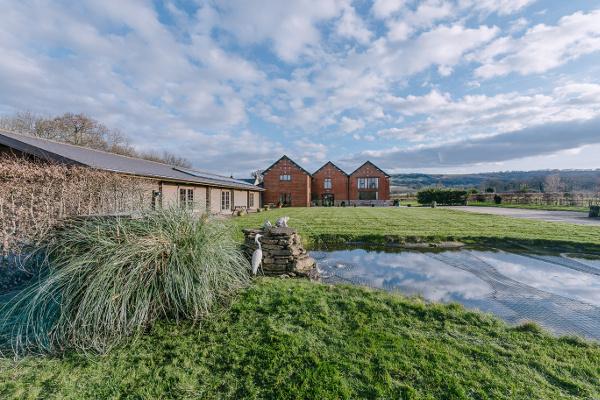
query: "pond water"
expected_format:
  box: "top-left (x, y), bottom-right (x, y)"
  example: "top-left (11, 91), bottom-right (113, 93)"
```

top-left (311, 247), bottom-right (600, 340)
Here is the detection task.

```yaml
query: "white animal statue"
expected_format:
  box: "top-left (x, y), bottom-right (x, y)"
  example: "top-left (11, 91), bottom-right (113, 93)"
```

top-left (263, 220), bottom-right (272, 229)
top-left (275, 216), bottom-right (289, 228)
top-left (251, 234), bottom-right (263, 275)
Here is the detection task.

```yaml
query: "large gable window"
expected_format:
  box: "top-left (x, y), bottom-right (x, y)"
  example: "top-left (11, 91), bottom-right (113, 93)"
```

top-left (357, 177), bottom-right (379, 189)
top-left (324, 178), bottom-right (332, 189)
top-left (279, 174), bottom-right (291, 181)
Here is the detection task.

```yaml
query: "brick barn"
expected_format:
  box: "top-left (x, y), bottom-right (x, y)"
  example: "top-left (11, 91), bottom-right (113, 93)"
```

top-left (261, 155), bottom-right (312, 207)
top-left (261, 155), bottom-right (390, 207)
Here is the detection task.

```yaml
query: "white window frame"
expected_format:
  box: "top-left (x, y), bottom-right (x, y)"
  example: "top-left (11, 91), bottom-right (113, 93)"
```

top-left (179, 188), bottom-right (194, 210)
top-left (221, 191), bottom-right (231, 210)
top-left (279, 174), bottom-right (292, 181)
top-left (324, 178), bottom-right (332, 189)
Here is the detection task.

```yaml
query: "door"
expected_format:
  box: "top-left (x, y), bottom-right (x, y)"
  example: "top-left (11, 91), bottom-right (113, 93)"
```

top-left (322, 193), bottom-right (335, 206)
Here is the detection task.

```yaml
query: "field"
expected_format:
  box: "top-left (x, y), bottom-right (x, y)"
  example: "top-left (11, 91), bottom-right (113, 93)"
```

top-left (467, 202), bottom-right (590, 213)
top-left (234, 207), bottom-right (600, 251)
top-left (1, 279), bottom-right (599, 399)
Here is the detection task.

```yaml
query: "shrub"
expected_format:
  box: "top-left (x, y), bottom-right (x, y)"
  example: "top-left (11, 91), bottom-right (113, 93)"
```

top-left (416, 188), bottom-right (468, 206)
top-left (590, 206), bottom-right (600, 218)
top-left (0, 208), bottom-right (250, 355)
top-left (494, 195), bottom-right (503, 205)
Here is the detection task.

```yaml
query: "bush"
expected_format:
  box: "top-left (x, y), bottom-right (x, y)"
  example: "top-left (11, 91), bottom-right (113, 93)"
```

top-left (494, 195), bottom-right (503, 205)
top-left (416, 189), bottom-right (468, 206)
top-left (1, 208), bottom-right (250, 355)
top-left (590, 206), bottom-right (600, 218)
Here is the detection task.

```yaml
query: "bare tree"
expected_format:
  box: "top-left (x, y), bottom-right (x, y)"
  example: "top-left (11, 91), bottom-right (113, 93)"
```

top-left (544, 174), bottom-right (562, 193)
top-left (0, 111), bottom-right (192, 167)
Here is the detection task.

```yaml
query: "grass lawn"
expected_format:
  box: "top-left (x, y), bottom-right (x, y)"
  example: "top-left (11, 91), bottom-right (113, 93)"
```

top-left (234, 207), bottom-right (600, 251)
top-left (467, 202), bottom-right (590, 213)
top-left (1, 278), bottom-right (599, 399)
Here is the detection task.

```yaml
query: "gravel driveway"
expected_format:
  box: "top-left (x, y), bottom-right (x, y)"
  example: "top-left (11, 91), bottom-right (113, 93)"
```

top-left (449, 206), bottom-right (600, 226)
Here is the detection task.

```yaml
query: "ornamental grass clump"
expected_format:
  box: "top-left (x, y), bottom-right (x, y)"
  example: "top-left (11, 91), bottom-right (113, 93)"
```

top-left (0, 208), bottom-right (250, 356)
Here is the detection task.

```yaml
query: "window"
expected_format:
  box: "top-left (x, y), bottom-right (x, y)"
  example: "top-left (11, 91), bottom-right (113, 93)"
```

top-left (221, 191), bottom-right (230, 210)
top-left (279, 193), bottom-right (291, 206)
top-left (249, 192), bottom-right (254, 207)
top-left (359, 191), bottom-right (377, 200)
top-left (179, 188), bottom-right (194, 209)
top-left (357, 177), bottom-right (379, 189)
top-left (324, 178), bottom-right (332, 189)
top-left (279, 174), bottom-right (292, 181)
top-left (151, 190), bottom-right (161, 210)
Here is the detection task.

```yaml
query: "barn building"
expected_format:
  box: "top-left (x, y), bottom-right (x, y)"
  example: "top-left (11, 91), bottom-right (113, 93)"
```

top-left (262, 155), bottom-right (390, 207)
top-left (0, 129), bottom-right (263, 214)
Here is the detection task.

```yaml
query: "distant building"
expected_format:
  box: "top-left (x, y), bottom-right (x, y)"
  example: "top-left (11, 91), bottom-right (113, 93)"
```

top-left (262, 155), bottom-right (390, 207)
top-left (0, 129), bottom-right (263, 214)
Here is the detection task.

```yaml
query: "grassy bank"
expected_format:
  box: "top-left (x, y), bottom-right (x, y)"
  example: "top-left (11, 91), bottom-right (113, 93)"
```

top-left (1, 279), bottom-right (598, 399)
top-left (467, 202), bottom-right (590, 213)
top-left (234, 207), bottom-right (600, 251)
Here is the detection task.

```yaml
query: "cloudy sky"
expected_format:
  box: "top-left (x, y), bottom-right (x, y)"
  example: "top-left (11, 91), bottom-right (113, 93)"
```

top-left (1, 0), bottom-right (600, 176)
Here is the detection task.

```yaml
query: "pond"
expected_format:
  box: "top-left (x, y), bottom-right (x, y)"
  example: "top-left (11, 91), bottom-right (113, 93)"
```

top-left (311, 247), bottom-right (600, 340)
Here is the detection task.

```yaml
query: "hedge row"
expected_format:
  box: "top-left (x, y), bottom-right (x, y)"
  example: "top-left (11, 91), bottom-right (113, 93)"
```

top-left (416, 188), bottom-right (468, 206)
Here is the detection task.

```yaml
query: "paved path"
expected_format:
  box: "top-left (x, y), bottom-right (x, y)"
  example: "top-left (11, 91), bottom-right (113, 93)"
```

top-left (448, 206), bottom-right (600, 226)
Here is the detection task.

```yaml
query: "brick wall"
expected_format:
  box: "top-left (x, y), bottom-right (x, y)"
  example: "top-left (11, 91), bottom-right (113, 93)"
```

top-left (349, 162), bottom-right (391, 202)
top-left (311, 162), bottom-right (349, 205)
top-left (262, 157), bottom-right (311, 207)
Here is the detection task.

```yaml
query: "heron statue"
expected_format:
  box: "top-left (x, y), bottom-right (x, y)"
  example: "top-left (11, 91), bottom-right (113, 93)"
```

top-left (251, 234), bottom-right (263, 275)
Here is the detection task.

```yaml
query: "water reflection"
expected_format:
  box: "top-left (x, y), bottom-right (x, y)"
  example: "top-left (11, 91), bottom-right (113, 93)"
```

top-left (313, 248), bottom-right (600, 340)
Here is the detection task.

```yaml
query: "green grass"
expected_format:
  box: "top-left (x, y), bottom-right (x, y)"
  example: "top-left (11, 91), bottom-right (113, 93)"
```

top-left (1, 279), bottom-right (598, 399)
top-left (468, 202), bottom-right (590, 213)
top-left (234, 207), bottom-right (600, 251)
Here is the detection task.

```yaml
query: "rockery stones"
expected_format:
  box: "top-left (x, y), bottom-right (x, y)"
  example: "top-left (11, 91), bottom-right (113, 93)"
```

top-left (243, 227), bottom-right (319, 280)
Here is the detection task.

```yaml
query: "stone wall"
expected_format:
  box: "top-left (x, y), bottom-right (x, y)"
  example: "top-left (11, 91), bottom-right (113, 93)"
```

top-left (243, 227), bottom-right (319, 279)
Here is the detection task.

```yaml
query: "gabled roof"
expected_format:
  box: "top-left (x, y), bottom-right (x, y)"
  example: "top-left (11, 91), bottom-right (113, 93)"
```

top-left (262, 155), bottom-right (311, 176)
top-left (0, 129), bottom-right (263, 191)
top-left (312, 161), bottom-right (348, 176)
top-left (349, 161), bottom-right (390, 177)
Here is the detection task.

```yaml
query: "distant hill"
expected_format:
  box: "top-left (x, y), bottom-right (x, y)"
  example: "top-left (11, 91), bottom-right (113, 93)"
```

top-left (391, 170), bottom-right (600, 193)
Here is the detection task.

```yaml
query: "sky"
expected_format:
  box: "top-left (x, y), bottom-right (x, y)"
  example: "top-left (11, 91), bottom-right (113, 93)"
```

top-left (1, 0), bottom-right (600, 177)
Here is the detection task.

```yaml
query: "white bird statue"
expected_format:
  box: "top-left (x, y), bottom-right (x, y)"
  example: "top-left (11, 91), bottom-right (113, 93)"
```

top-left (251, 234), bottom-right (263, 275)
top-left (263, 220), bottom-right (272, 229)
top-left (276, 216), bottom-right (289, 227)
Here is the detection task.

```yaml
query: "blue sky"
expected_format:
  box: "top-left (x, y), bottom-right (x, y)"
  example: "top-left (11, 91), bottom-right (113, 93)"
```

top-left (1, 0), bottom-right (600, 176)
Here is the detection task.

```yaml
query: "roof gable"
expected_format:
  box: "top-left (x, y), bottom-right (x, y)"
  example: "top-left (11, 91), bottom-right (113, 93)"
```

top-left (262, 155), bottom-right (311, 176)
top-left (312, 161), bottom-right (348, 176)
top-left (349, 161), bottom-right (390, 177)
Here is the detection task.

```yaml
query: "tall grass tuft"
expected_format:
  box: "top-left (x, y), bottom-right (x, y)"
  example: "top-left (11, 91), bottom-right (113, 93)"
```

top-left (0, 208), bottom-right (250, 356)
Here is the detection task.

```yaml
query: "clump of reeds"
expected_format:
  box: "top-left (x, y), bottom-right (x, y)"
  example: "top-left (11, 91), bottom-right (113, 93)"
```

top-left (0, 208), bottom-right (250, 356)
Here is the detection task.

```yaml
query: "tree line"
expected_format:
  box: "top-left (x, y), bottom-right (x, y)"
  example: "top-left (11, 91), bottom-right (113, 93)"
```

top-left (0, 111), bottom-right (192, 168)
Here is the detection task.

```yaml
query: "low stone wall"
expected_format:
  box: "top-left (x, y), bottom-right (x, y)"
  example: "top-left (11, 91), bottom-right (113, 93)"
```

top-left (243, 227), bottom-right (319, 279)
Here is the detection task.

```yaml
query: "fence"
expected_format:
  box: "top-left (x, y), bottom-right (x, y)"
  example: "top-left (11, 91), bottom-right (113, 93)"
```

top-left (468, 192), bottom-right (600, 207)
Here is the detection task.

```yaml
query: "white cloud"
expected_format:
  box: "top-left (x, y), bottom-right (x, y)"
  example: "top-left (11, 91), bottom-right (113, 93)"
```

top-left (372, 0), bottom-right (406, 19)
top-left (340, 116), bottom-right (366, 132)
top-left (474, 9), bottom-right (600, 78)
top-left (212, 0), bottom-right (345, 62)
top-left (459, 0), bottom-right (536, 16)
top-left (336, 5), bottom-right (373, 44)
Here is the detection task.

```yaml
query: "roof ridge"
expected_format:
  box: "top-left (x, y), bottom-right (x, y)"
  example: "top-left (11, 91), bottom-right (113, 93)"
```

top-left (0, 128), bottom-right (183, 169)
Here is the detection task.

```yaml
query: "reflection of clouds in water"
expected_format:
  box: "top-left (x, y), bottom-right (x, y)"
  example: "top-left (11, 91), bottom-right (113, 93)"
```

top-left (477, 252), bottom-right (600, 307)
top-left (318, 250), bottom-right (493, 303)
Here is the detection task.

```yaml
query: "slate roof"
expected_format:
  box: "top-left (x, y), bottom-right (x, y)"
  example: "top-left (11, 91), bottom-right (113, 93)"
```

top-left (262, 155), bottom-right (312, 176)
top-left (313, 161), bottom-right (349, 176)
top-left (0, 129), bottom-right (263, 191)
top-left (348, 161), bottom-right (390, 177)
